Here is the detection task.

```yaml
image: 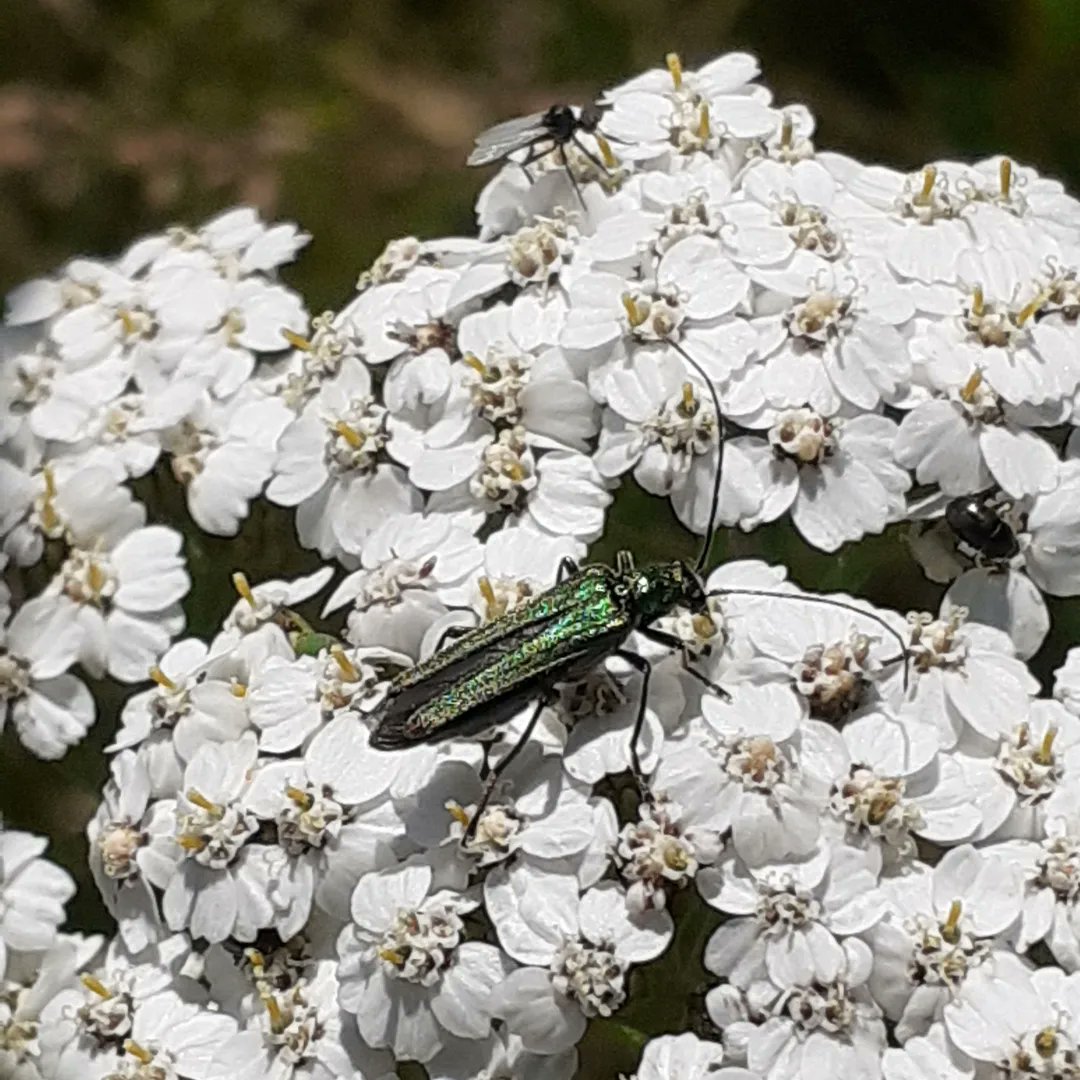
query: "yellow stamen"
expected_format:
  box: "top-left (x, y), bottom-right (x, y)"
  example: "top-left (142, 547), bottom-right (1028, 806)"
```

top-left (959, 370), bottom-right (983, 403)
top-left (446, 801), bottom-right (471, 828)
top-left (331, 646), bottom-right (360, 682)
top-left (681, 382), bottom-right (696, 412)
top-left (692, 613), bottom-right (717, 640)
top-left (970, 286), bottom-right (984, 318)
top-left (1036, 1026), bottom-right (1060, 1057)
top-left (229, 680), bottom-right (247, 698)
top-left (666, 52), bottom-right (683, 90)
top-left (597, 134), bottom-right (618, 169)
top-left (281, 328), bottom-right (312, 352)
top-left (334, 420), bottom-right (365, 449)
top-left (379, 948), bottom-right (405, 967)
top-left (149, 665), bottom-right (178, 691)
top-left (1037, 727), bottom-right (1058, 765)
top-left (780, 113), bottom-right (794, 149)
top-left (88, 561), bottom-right (107, 596)
top-left (941, 899), bottom-right (963, 943)
top-left (124, 1041), bottom-right (154, 1065)
top-left (664, 848), bottom-right (689, 872)
top-left (286, 785), bottom-right (314, 811)
top-left (262, 992), bottom-right (285, 1033)
top-left (43, 466), bottom-right (56, 499)
top-left (696, 103), bottom-right (710, 140)
top-left (119, 310), bottom-right (138, 337)
top-left (1016, 292), bottom-right (1044, 326)
top-left (463, 352), bottom-right (487, 375)
top-left (507, 462), bottom-right (526, 482)
top-left (232, 571), bottom-right (257, 608)
top-left (176, 834), bottom-right (208, 852)
top-left (918, 165), bottom-right (937, 203)
top-left (245, 948), bottom-right (266, 971)
top-left (186, 788), bottom-right (223, 817)
top-left (1000, 157), bottom-right (1012, 199)
top-left (478, 576), bottom-right (497, 610)
top-left (81, 974), bottom-right (113, 999)
top-left (621, 293), bottom-right (645, 327)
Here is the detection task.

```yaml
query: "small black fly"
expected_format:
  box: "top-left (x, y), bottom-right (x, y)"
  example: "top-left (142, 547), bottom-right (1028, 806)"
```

top-left (945, 490), bottom-right (1021, 562)
top-left (467, 102), bottom-right (615, 208)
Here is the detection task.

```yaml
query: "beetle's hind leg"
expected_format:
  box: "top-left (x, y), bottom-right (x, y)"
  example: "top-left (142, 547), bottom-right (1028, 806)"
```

top-left (462, 696), bottom-right (548, 847)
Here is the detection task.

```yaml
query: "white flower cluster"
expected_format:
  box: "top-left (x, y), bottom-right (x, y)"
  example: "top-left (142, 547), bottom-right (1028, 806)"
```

top-left (5, 48), bottom-right (1080, 1080)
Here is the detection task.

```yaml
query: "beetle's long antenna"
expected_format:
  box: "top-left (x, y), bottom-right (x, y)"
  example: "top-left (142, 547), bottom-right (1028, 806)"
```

top-left (670, 341), bottom-right (726, 574)
top-left (707, 586), bottom-right (912, 691)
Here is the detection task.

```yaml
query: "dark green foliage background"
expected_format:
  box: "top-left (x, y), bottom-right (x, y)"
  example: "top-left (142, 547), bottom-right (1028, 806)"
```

top-left (3, 2), bottom-right (1080, 1075)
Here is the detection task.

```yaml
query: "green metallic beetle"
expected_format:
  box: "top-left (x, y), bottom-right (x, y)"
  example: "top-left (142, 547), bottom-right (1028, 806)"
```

top-left (368, 347), bottom-right (909, 826)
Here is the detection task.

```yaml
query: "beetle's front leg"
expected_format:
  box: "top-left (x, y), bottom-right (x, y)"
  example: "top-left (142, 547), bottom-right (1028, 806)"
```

top-left (637, 626), bottom-right (732, 702)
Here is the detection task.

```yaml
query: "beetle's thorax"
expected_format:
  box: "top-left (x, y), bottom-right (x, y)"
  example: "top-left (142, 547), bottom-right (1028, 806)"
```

top-left (624, 560), bottom-right (707, 622)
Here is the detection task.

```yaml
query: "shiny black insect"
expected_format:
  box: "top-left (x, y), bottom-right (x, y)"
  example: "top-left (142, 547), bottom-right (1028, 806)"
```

top-left (467, 102), bottom-right (613, 209)
top-left (945, 491), bottom-right (1020, 562)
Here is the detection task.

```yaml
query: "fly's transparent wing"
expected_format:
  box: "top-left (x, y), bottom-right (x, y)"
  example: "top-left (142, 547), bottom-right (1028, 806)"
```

top-left (467, 111), bottom-right (550, 166)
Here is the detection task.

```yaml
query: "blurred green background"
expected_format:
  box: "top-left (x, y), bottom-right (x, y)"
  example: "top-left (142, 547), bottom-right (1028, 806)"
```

top-left (3, 0), bottom-right (1080, 1073)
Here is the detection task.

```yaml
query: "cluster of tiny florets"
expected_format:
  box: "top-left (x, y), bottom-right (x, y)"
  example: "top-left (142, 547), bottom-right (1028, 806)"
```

top-left (5, 49), bottom-right (1080, 1080)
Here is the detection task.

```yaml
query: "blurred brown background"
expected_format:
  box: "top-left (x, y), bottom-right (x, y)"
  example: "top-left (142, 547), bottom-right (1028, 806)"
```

top-left (3, 0), bottom-right (1080, 964)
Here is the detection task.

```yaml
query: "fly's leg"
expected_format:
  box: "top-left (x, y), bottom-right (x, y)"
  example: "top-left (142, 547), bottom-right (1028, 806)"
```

top-left (516, 141), bottom-right (545, 184)
top-left (557, 143), bottom-right (589, 211)
top-left (463, 697), bottom-right (547, 846)
top-left (615, 648), bottom-right (653, 801)
top-left (637, 627), bottom-right (732, 702)
top-left (570, 133), bottom-right (613, 176)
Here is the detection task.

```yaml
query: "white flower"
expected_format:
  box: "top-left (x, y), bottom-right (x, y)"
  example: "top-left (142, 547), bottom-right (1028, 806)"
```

top-left (0, 831), bottom-right (75, 969)
top-left (630, 1033), bottom-right (738, 1080)
top-left (700, 841), bottom-right (884, 989)
top-left (865, 845), bottom-right (1023, 1041)
top-left (0, 596), bottom-right (94, 759)
top-left (737, 410), bottom-right (910, 552)
top-left (41, 524), bottom-right (189, 682)
top-left (881, 1026), bottom-right (972, 1080)
top-left (267, 357), bottom-right (420, 559)
top-left (428, 1027), bottom-right (577, 1080)
top-left (487, 870), bottom-right (671, 1054)
top-left (337, 861), bottom-right (507, 1063)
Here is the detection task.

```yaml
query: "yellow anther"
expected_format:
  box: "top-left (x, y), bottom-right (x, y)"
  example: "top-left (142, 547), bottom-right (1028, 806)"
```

top-left (1016, 292), bottom-right (1045, 326)
top-left (88, 561), bottom-right (107, 596)
top-left (124, 1041), bottom-right (154, 1065)
top-left (245, 948), bottom-right (266, 971)
top-left (1000, 157), bottom-right (1012, 199)
top-left (780, 113), bottom-right (794, 149)
top-left (149, 665), bottom-right (178, 691)
top-left (81, 974), bottom-right (113, 1000)
top-left (666, 52), bottom-right (683, 90)
top-left (621, 293), bottom-right (645, 327)
top-left (918, 165), bottom-right (937, 203)
top-left (478, 576), bottom-right (497, 609)
top-left (1036, 1026), bottom-right (1060, 1058)
top-left (43, 466), bottom-right (56, 499)
top-left (681, 382), bottom-right (697, 412)
top-left (186, 788), bottom-right (223, 817)
top-left (664, 847), bottom-right (690, 872)
top-left (281, 328), bottom-right (313, 352)
top-left (959, 370), bottom-right (983, 403)
top-left (696, 103), bottom-right (711, 140)
top-left (232, 571), bottom-right (257, 608)
top-left (597, 134), bottom-right (618, 169)
top-left (379, 948), bottom-right (405, 967)
top-left (176, 834), bottom-right (208, 852)
top-left (1037, 727), bottom-right (1058, 765)
top-left (970, 286), bottom-right (985, 318)
top-left (286, 785), bottom-right (314, 811)
top-left (262, 992), bottom-right (285, 1033)
top-left (463, 352), bottom-right (487, 375)
top-left (229, 679), bottom-right (247, 698)
top-left (334, 420), bottom-right (365, 449)
top-left (446, 801), bottom-right (471, 828)
top-left (331, 646), bottom-right (360, 682)
top-left (692, 613), bottom-right (717, 640)
top-left (507, 462), bottom-right (526, 482)
top-left (941, 899), bottom-right (963, 943)
top-left (119, 310), bottom-right (138, 337)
